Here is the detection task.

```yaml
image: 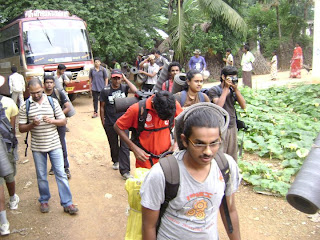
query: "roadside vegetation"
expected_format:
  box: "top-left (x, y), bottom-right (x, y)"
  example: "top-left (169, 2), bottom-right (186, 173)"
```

top-left (237, 84), bottom-right (320, 196)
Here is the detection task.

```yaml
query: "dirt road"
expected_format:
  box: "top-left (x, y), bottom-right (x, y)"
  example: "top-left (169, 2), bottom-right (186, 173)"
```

top-left (3, 70), bottom-right (320, 240)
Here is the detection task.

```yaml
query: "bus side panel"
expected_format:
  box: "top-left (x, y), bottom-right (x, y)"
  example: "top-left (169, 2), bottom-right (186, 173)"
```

top-left (0, 57), bottom-right (22, 97)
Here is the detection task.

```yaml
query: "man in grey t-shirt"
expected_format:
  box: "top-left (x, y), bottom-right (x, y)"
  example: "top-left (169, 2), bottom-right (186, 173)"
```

top-left (140, 108), bottom-right (241, 240)
top-left (89, 57), bottom-right (108, 118)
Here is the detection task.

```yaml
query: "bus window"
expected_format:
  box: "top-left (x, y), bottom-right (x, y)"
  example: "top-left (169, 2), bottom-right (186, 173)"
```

top-left (4, 40), bottom-right (14, 58)
top-left (13, 38), bottom-right (20, 55)
top-left (22, 19), bottom-right (92, 65)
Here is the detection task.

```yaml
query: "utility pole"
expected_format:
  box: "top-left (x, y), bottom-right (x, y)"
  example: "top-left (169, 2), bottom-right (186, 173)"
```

top-left (313, 0), bottom-right (320, 82)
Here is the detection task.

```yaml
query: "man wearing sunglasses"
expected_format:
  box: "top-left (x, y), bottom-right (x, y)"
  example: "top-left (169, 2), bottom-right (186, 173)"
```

top-left (207, 66), bottom-right (246, 161)
top-left (99, 69), bottom-right (137, 179)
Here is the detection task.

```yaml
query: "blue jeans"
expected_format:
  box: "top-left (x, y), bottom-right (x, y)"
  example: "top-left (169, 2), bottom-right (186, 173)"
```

top-left (32, 148), bottom-right (73, 207)
top-left (57, 126), bottom-right (69, 169)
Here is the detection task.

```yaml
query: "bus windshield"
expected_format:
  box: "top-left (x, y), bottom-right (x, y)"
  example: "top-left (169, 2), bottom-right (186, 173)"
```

top-left (22, 19), bottom-right (92, 65)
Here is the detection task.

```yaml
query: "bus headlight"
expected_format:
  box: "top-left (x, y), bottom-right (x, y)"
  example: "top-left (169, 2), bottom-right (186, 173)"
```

top-left (79, 70), bottom-right (89, 77)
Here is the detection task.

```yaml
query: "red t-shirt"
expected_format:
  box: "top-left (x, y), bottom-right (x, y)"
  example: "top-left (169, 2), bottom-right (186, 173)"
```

top-left (116, 96), bottom-right (183, 168)
top-left (161, 79), bottom-right (174, 92)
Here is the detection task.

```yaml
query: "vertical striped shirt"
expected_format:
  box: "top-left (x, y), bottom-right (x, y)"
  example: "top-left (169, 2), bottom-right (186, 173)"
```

top-left (19, 94), bottom-right (65, 152)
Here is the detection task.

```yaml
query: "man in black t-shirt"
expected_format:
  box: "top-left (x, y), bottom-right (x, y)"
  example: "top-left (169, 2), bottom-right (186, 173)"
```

top-left (207, 66), bottom-right (246, 161)
top-left (44, 75), bottom-right (72, 178)
top-left (99, 70), bottom-right (137, 179)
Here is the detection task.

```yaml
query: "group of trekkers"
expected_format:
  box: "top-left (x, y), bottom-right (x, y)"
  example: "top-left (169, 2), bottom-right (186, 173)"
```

top-left (89, 47), bottom-right (248, 239)
top-left (1, 42), bottom-right (302, 239)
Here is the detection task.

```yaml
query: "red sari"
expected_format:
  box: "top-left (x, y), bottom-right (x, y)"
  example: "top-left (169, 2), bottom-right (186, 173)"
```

top-left (290, 46), bottom-right (303, 78)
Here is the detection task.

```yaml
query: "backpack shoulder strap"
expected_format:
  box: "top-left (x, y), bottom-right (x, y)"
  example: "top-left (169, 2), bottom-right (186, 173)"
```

top-left (213, 85), bottom-right (223, 97)
top-left (47, 96), bottom-right (56, 118)
top-left (180, 90), bottom-right (187, 107)
top-left (25, 99), bottom-right (31, 123)
top-left (54, 88), bottom-right (61, 102)
top-left (165, 80), bottom-right (169, 91)
top-left (198, 92), bottom-right (205, 102)
top-left (215, 150), bottom-right (230, 184)
top-left (47, 96), bottom-right (55, 109)
top-left (24, 98), bottom-right (31, 156)
top-left (215, 150), bottom-right (233, 233)
top-left (157, 155), bottom-right (180, 232)
top-left (137, 99), bottom-right (148, 136)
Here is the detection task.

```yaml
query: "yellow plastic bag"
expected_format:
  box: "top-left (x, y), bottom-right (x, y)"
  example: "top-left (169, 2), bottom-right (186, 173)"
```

top-left (125, 168), bottom-right (150, 240)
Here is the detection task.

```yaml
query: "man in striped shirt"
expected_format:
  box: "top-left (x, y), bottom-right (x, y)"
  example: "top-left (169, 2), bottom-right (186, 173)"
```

top-left (19, 78), bottom-right (78, 215)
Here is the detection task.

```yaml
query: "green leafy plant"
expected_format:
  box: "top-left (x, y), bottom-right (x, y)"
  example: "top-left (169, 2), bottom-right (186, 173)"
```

top-left (237, 84), bottom-right (320, 196)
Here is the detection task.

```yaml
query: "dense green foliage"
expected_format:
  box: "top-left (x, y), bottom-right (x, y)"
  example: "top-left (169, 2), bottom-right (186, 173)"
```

top-left (168, 0), bottom-right (247, 63)
top-left (237, 84), bottom-right (320, 196)
top-left (0, 0), bottom-right (314, 65)
top-left (245, 0), bottom-right (313, 61)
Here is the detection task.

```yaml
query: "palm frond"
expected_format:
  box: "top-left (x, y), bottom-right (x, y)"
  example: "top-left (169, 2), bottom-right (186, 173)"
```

top-left (198, 0), bottom-right (247, 37)
top-left (168, 0), bottom-right (189, 63)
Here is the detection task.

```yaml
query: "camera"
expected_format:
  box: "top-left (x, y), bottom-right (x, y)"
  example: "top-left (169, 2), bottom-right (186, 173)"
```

top-left (226, 76), bottom-right (238, 85)
top-left (228, 76), bottom-right (238, 84)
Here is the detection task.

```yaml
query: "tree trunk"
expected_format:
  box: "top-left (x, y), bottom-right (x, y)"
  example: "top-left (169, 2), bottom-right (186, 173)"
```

top-left (302, 0), bottom-right (311, 36)
top-left (168, 0), bottom-right (174, 18)
top-left (276, 5), bottom-right (283, 69)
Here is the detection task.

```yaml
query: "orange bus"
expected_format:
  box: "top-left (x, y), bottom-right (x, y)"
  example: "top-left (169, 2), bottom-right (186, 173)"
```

top-left (0, 10), bottom-right (93, 100)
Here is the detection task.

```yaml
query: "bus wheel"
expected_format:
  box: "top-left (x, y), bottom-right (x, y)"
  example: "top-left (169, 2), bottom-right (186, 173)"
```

top-left (68, 93), bottom-right (77, 102)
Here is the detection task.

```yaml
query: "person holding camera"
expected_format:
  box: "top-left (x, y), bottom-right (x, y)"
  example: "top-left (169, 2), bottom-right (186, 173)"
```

top-left (100, 70), bottom-right (138, 180)
top-left (207, 66), bottom-right (246, 161)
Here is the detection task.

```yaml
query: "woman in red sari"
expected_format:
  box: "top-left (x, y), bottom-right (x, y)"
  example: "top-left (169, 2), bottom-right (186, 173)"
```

top-left (290, 43), bottom-right (303, 78)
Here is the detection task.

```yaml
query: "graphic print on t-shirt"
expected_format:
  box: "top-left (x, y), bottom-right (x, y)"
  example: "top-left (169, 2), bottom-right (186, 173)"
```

top-left (186, 196), bottom-right (211, 220)
top-left (108, 90), bottom-right (126, 104)
top-left (144, 113), bottom-right (155, 128)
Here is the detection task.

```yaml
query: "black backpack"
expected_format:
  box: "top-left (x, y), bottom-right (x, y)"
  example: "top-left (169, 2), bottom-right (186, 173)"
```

top-left (0, 95), bottom-right (18, 153)
top-left (157, 150), bottom-right (233, 234)
top-left (130, 99), bottom-right (174, 166)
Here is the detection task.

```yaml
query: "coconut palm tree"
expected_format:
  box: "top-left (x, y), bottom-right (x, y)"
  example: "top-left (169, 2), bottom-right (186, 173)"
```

top-left (168, 0), bottom-right (247, 63)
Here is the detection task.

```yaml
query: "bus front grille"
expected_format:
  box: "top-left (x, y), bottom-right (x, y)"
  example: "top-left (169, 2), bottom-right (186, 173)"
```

top-left (71, 72), bottom-right (78, 81)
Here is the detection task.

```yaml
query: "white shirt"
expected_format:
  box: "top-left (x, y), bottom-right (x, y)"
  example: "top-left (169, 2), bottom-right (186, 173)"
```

top-left (226, 54), bottom-right (234, 66)
top-left (144, 63), bottom-right (159, 85)
top-left (241, 51), bottom-right (255, 71)
top-left (9, 72), bottom-right (25, 93)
